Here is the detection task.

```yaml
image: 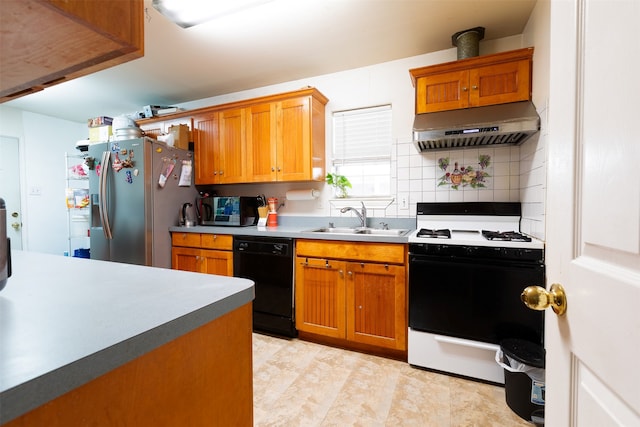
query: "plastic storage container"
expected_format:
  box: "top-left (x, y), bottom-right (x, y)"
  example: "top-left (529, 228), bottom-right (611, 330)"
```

top-left (496, 339), bottom-right (545, 425)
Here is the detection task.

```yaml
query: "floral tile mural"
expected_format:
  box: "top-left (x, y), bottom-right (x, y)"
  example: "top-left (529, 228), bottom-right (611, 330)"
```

top-left (438, 154), bottom-right (491, 190)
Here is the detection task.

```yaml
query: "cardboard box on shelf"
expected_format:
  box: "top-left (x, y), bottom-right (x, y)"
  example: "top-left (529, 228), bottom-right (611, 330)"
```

top-left (89, 125), bottom-right (112, 142)
top-left (169, 124), bottom-right (190, 150)
top-left (87, 116), bottom-right (113, 127)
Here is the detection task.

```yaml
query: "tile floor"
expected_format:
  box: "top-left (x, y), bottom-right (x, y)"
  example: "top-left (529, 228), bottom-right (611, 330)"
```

top-left (252, 333), bottom-right (532, 426)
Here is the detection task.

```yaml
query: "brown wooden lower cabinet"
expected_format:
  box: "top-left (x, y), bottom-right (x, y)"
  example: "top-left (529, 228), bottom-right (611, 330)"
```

top-left (295, 240), bottom-right (407, 358)
top-left (171, 232), bottom-right (233, 276)
top-left (4, 303), bottom-right (253, 427)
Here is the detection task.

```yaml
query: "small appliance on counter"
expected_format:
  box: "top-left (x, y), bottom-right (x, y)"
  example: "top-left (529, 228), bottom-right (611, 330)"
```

top-left (197, 196), bottom-right (258, 226)
top-left (179, 202), bottom-right (196, 227)
top-left (0, 198), bottom-right (12, 291)
top-left (195, 193), bottom-right (214, 225)
top-left (267, 197), bottom-right (278, 227)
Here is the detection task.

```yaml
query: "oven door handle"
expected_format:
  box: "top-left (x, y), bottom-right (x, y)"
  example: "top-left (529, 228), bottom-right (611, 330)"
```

top-left (434, 335), bottom-right (499, 352)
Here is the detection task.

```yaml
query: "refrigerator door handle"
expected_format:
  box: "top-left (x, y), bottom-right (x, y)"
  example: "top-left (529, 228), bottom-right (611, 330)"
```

top-left (99, 150), bottom-right (113, 239)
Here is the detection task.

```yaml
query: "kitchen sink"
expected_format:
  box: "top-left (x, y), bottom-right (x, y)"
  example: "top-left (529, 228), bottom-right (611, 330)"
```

top-left (305, 227), bottom-right (409, 236)
top-left (356, 228), bottom-right (409, 236)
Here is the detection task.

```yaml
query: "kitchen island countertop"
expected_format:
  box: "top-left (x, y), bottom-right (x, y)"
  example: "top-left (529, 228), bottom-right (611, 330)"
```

top-left (0, 250), bottom-right (254, 424)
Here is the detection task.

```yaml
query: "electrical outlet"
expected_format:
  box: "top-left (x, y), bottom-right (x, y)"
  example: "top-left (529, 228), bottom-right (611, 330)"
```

top-left (401, 197), bottom-right (407, 208)
top-left (30, 186), bottom-right (42, 196)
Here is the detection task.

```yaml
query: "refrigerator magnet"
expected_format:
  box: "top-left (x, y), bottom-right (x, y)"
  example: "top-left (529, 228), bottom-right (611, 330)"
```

top-left (112, 153), bottom-right (123, 172)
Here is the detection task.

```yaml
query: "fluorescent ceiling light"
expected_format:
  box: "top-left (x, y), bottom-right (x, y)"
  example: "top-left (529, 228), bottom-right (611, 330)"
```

top-left (152, 0), bottom-right (274, 28)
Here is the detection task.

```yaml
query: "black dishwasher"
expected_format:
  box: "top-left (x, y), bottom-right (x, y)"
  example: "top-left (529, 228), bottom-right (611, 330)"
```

top-left (233, 236), bottom-right (296, 337)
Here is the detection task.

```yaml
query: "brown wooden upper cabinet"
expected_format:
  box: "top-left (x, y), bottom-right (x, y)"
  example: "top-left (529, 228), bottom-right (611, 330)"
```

top-left (247, 95), bottom-right (327, 183)
top-left (409, 48), bottom-right (533, 114)
top-left (192, 109), bottom-right (247, 185)
top-left (138, 88), bottom-right (328, 185)
top-left (0, 0), bottom-right (143, 102)
top-left (189, 88), bottom-right (328, 185)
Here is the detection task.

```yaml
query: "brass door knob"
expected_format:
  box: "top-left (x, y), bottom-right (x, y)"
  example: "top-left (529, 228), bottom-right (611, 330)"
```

top-left (521, 283), bottom-right (567, 316)
top-left (11, 222), bottom-right (21, 231)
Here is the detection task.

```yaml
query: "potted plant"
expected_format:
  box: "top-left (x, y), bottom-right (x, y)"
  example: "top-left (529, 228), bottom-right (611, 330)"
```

top-left (326, 172), bottom-right (352, 198)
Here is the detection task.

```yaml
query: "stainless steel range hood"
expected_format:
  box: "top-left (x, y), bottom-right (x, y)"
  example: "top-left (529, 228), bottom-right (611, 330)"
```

top-left (413, 101), bottom-right (540, 151)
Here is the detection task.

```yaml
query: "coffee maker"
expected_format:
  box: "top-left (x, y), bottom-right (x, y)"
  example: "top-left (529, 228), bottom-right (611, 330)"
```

top-left (1, 197), bottom-right (12, 291)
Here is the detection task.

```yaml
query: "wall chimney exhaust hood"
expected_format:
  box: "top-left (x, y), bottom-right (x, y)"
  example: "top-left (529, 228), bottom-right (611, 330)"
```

top-left (412, 101), bottom-right (540, 152)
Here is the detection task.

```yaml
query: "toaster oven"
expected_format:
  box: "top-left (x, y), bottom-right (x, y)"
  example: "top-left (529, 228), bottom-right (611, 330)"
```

top-left (197, 196), bottom-right (258, 226)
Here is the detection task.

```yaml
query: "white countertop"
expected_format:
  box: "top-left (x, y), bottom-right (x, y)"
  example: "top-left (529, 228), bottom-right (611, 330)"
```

top-left (0, 251), bottom-right (254, 424)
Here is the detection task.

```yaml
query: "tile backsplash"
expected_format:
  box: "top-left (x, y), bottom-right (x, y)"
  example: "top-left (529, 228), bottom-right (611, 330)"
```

top-left (384, 134), bottom-right (546, 241)
top-left (391, 138), bottom-right (523, 216)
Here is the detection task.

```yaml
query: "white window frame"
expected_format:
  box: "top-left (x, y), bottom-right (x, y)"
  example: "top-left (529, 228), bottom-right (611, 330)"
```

top-left (331, 105), bottom-right (392, 197)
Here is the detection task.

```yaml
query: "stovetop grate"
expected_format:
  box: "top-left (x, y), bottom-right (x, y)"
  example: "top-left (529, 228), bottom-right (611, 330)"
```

top-left (416, 228), bottom-right (451, 239)
top-left (481, 230), bottom-right (532, 242)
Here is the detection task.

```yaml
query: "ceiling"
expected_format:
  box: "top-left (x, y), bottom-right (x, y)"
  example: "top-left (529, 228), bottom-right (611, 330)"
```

top-left (3, 0), bottom-right (536, 123)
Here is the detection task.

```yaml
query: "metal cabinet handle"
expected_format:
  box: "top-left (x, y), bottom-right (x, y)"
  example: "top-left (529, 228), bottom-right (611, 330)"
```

top-left (472, 85), bottom-right (478, 90)
top-left (462, 87), bottom-right (468, 92)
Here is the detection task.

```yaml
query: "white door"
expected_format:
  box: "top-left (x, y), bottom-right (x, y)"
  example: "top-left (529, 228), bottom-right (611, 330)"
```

top-left (0, 135), bottom-right (23, 250)
top-left (545, 0), bottom-right (640, 425)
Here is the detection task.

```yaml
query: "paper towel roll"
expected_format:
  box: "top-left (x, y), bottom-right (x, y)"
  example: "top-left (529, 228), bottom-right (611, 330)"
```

top-left (286, 189), bottom-right (320, 201)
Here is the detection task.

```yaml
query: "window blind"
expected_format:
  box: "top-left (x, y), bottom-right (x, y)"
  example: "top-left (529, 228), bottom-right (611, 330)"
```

top-left (332, 105), bottom-right (392, 164)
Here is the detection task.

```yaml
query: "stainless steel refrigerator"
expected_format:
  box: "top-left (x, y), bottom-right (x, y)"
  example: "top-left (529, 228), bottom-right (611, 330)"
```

top-left (89, 137), bottom-right (198, 268)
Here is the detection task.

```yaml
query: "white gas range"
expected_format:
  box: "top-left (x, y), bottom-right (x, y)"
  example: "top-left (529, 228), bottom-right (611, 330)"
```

top-left (407, 202), bottom-right (544, 249)
top-left (407, 202), bottom-right (545, 384)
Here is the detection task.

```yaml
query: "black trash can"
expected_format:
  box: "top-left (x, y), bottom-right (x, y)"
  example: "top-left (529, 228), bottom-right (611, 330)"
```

top-left (499, 339), bottom-right (545, 426)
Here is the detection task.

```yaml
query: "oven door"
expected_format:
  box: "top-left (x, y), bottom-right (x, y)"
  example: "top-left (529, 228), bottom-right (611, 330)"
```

top-left (409, 252), bottom-right (544, 346)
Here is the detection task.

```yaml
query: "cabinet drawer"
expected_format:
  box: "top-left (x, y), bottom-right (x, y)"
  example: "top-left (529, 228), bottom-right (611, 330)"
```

top-left (171, 232), bottom-right (201, 247)
top-left (296, 240), bottom-right (406, 264)
top-left (200, 234), bottom-right (233, 250)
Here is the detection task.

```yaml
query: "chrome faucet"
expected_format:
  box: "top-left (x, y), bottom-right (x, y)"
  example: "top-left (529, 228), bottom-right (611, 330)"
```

top-left (340, 201), bottom-right (367, 228)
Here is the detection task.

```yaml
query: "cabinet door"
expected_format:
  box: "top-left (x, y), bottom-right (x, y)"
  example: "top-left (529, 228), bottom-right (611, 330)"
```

top-left (415, 70), bottom-right (470, 113)
top-left (295, 257), bottom-right (346, 338)
top-left (469, 59), bottom-right (531, 107)
top-left (346, 262), bottom-right (407, 350)
top-left (245, 103), bottom-right (277, 182)
top-left (172, 247), bottom-right (201, 272)
top-left (218, 108), bottom-right (246, 183)
top-left (201, 249), bottom-right (233, 277)
top-left (193, 113), bottom-right (219, 185)
top-left (277, 97), bottom-right (312, 181)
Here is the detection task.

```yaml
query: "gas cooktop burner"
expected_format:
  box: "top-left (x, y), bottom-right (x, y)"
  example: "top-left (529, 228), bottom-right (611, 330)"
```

top-left (481, 230), bottom-right (532, 242)
top-left (416, 228), bottom-right (451, 239)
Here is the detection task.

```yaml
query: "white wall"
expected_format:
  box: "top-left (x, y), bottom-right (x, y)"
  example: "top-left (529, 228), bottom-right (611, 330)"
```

top-left (0, 106), bottom-right (85, 254)
top-left (520, 0), bottom-right (550, 240)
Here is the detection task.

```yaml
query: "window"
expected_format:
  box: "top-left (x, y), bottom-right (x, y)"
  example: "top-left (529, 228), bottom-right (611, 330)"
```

top-left (332, 105), bottom-right (392, 197)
